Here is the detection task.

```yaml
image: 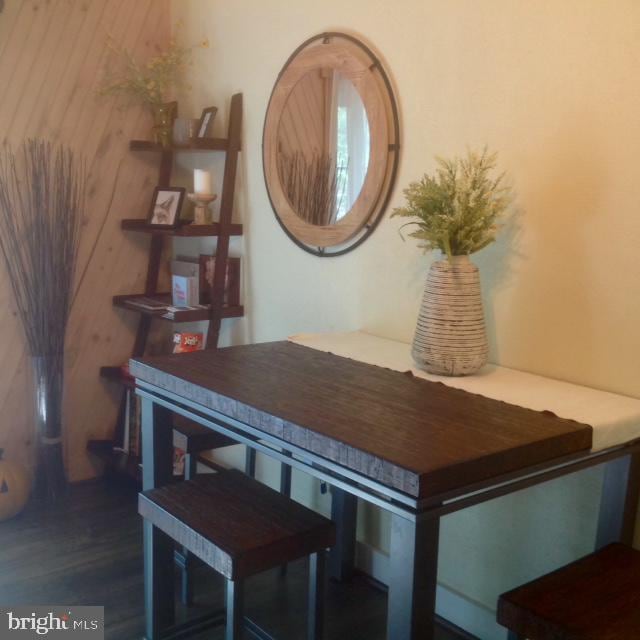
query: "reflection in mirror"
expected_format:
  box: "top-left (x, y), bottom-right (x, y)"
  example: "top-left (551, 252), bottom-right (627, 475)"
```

top-left (276, 69), bottom-right (370, 226)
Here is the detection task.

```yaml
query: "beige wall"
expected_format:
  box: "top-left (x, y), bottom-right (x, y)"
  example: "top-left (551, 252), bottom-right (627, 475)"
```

top-left (173, 0), bottom-right (640, 395)
top-left (172, 0), bottom-right (640, 632)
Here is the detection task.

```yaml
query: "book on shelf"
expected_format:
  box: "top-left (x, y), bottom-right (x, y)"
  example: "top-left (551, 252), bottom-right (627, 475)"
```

top-left (113, 387), bottom-right (191, 478)
top-left (199, 255), bottom-right (241, 305)
top-left (171, 258), bottom-right (200, 307)
top-left (172, 274), bottom-right (199, 307)
top-left (123, 296), bottom-right (169, 314)
top-left (123, 390), bottom-right (131, 453)
top-left (128, 388), bottom-right (141, 457)
top-left (114, 390), bottom-right (131, 454)
top-left (163, 304), bottom-right (208, 320)
top-left (173, 448), bottom-right (186, 476)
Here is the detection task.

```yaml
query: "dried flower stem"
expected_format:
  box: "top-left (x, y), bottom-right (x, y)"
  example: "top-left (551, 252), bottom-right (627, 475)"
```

top-left (0, 140), bottom-right (85, 497)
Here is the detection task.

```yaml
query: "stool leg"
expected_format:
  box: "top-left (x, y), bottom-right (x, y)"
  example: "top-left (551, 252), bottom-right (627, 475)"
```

top-left (307, 551), bottom-right (325, 640)
top-left (280, 452), bottom-right (293, 577)
top-left (225, 579), bottom-right (244, 640)
top-left (179, 453), bottom-right (198, 606)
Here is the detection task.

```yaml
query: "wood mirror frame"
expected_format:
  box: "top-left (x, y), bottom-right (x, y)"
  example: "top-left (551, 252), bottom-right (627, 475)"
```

top-left (263, 33), bottom-right (400, 257)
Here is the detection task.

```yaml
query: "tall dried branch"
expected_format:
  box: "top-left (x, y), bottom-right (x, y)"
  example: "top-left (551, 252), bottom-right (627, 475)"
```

top-left (0, 140), bottom-right (85, 436)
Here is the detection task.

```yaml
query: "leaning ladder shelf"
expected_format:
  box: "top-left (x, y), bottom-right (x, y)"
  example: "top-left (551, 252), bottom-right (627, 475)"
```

top-left (88, 93), bottom-right (244, 482)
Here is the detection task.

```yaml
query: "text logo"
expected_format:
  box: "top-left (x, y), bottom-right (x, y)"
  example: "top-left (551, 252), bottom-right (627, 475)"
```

top-left (0, 607), bottom-right (103, 639)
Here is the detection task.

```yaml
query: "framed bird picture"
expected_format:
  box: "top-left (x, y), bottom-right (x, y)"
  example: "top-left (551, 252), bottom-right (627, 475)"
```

top-left (147, 186), bottom-right (186, 228)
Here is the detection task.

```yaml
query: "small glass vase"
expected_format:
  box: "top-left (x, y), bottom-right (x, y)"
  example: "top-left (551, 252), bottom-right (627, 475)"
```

top-left (172, 117), bottom-right (200, 145)
top-left (151, 102), bottom-right (176, 148)
top-left (32, 356), bottom-right (67, 501)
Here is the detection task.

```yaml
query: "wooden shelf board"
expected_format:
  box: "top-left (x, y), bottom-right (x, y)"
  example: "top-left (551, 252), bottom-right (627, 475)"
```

top-left (87, 439), bottom-right (115, 459)
top-left (113, 293), bottom-right (244, 322)
top-left (87, 440), bottom-right (141, 482)
top-left (130, 138), bottom-right (229, 152)
top-left (100, 365), bottom-right (135, 389)
top-left (121, 219), bottom-right (243, 237)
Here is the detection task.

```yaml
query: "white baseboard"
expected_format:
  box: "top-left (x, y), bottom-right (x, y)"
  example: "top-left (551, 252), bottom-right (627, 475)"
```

top-left (355, 542), bottom-right (508, 640)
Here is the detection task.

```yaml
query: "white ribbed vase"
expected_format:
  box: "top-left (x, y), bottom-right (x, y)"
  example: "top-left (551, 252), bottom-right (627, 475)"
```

top-left (412, 255), bottom-right (488, 376)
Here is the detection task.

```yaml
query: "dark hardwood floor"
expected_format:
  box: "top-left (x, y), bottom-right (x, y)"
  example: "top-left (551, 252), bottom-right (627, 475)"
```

top-left (0, 480), bottom-right (471, 640)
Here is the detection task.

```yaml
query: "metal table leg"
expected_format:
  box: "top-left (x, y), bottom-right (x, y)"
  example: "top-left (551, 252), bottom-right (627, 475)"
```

top-left (280, 451), bottom-right (293, 577)
top-left (225, 580), bottom-right (244, 640)
top-left (328, 487), bottom-right (358, 582)
top-left (387, 513), bottom-right (440, 640)
top-left (141, 399), bottom-right (175, 640)
top-left (245, 446), bottom-right (256, 477)
top-left (596, 451), bottom-right (640, 548)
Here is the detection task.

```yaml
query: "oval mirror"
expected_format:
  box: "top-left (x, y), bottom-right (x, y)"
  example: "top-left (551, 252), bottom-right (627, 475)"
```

top-left (263, 33), bottom-right (400, 256)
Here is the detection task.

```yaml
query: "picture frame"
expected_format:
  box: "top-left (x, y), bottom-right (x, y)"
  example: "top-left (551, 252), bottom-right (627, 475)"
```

top-left (196, 106), bottom-right (218, 138)
top-left (199, 254), bottom-right (241, 305)
top-left (147, 186), bottom-right (186, 228)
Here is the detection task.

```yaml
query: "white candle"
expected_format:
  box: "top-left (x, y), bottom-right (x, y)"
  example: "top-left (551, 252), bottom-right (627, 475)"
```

top-left (194, 169), bottom-right (212, 195)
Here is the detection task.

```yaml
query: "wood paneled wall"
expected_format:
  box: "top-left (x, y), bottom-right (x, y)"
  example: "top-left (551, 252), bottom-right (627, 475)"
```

top-left (278, 69), bottom-right (329, 158)
top-left (0, 0), bottom-right (170, 481)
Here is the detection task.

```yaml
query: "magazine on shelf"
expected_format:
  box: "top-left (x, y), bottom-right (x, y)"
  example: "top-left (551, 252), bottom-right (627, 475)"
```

top-left (171, 257), bottom-right (201, 307)
top-left (124, 297), bottom-right (168, 313)
top-left (163, 304), bottom-right (208, 320)
top-left (172, 274), bottom-right (199, 307)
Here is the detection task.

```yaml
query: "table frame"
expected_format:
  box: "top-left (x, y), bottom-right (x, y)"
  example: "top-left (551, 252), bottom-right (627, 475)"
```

top-left (137, 380), bottom-right (640, 640)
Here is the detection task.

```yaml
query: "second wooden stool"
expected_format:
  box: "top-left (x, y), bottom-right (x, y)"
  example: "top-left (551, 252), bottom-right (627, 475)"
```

top-left (497, 543), bottom-right (640, 639)
top-left (139, 469), bottom-right (336, 640)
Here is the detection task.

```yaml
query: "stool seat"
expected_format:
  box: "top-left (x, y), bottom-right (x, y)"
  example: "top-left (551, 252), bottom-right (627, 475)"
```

top-left (139, 470), bottom-right (335, 581)
top-left (498, 543), bottom-right (640, 639)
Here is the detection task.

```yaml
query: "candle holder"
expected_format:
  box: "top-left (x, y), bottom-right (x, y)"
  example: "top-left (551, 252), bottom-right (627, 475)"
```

top-left (187, 193), bottom-right (217, 225)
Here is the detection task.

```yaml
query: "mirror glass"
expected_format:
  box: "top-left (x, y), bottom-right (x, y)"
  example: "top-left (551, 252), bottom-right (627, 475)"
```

top-left (276, 69), bottom-right (371, 226)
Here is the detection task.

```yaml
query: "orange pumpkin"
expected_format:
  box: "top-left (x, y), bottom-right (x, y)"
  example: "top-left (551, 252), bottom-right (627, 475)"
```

top-left (0, 449), bottom-right (30, 521)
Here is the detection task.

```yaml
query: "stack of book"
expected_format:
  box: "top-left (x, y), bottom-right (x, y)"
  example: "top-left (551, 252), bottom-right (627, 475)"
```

top-left (114, 389), bottom-right (141, 458)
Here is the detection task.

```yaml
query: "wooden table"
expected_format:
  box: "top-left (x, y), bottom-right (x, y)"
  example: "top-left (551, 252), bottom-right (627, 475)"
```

top-left (131, 341), bottom-right (640, 640)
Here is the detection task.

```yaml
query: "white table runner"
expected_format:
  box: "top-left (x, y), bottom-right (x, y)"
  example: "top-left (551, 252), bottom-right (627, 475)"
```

top-left (288, 330), bottom-right (640, 452)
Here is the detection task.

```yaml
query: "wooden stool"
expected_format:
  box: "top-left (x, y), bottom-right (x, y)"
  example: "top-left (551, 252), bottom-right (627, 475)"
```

top-left (497, 543), bottom-right (640, 639)
top-left (139, 470), bottom-right (336, 640)
top-left (172, 416), bottom-right (235, 605)
top-left (174, 424), bottom-right (294, 602)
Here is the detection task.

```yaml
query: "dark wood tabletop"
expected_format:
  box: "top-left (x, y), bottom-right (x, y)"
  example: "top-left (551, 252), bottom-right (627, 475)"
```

top-left (130, 341), bottom-right (593, 499)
